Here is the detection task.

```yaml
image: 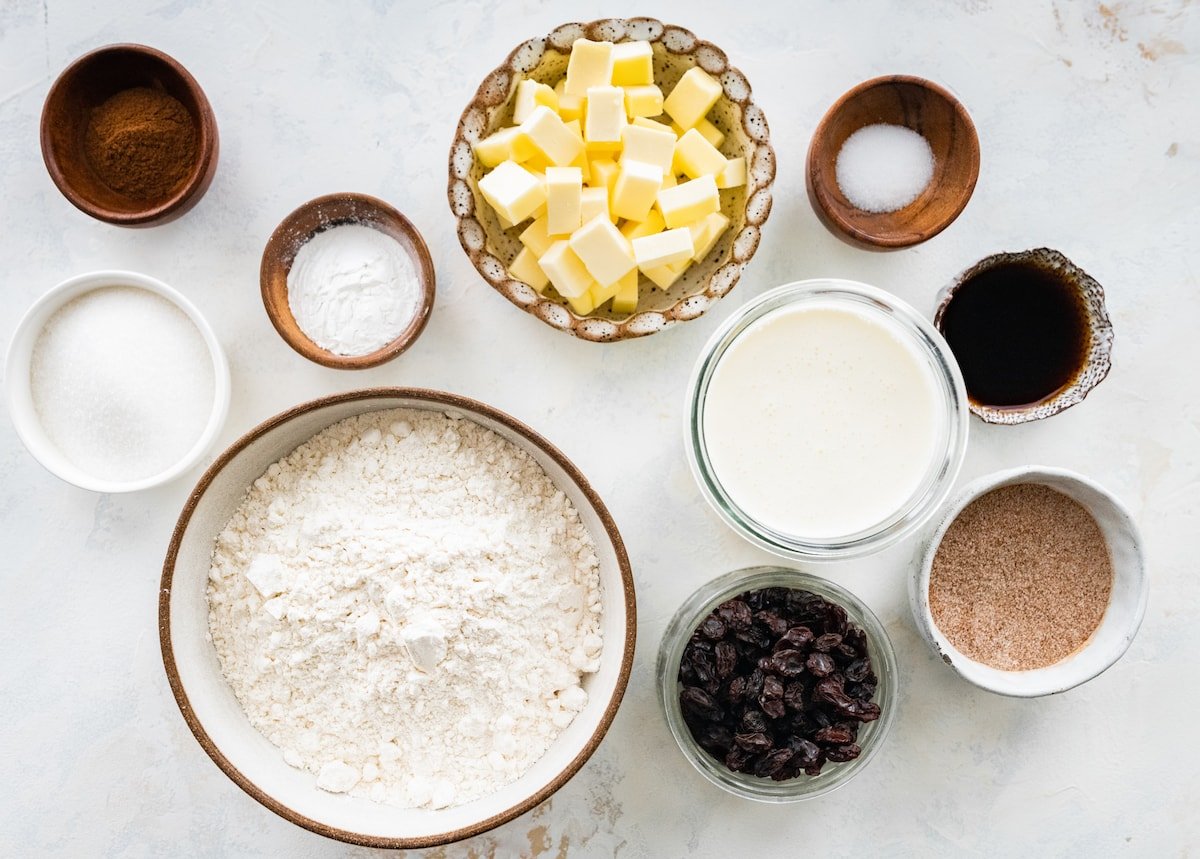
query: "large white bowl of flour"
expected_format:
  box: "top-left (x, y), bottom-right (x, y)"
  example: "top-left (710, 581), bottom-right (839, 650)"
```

top-left (160, 389), bottom-right (635, 848)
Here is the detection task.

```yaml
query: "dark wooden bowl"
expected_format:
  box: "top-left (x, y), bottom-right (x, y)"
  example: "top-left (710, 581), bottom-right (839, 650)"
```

top-left (40, 44), bottom-right (219, 227)
top-left (806, 75), bottom-right (979, 250)
top-left (260, 193), bottom-right (436, 370)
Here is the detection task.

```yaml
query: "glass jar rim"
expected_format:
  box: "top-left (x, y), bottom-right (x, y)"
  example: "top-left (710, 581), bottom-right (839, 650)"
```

top-left (657, 566), bottom-right (899, 802)
top-left (685, 279), bottom-right (969, 561)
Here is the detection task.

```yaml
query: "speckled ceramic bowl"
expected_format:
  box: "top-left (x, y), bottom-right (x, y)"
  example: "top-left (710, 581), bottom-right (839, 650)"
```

top-left (447, 18), bottom-right (775, 342)
top-left (933, 248), bottom-right (1114, 424)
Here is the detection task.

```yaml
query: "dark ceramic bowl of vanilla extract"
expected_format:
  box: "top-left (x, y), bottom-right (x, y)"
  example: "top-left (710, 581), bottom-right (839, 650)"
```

top-left (41, 44), bottom-right (219, 227)
top-left (934, 248), bottom-right (1114, 425)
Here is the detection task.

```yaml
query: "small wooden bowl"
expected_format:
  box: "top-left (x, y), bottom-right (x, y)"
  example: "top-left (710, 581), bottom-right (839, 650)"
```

top-left (806, 75), bottom-right (979, 249)
top-left (260, 193), bottom-right (435, 370)
top-left (40, 44), bottom-right (219, 227)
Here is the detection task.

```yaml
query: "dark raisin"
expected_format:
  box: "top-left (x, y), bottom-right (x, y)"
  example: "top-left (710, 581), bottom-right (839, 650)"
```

top-left (680, 686), bottom-right (723, 722)
top-left (845, 658), bottom-right (871, 683)
top-left (725, 747), bottom-right (752, 772)
top-left (806, 652), bottom-right (835, 677)
top-left (825, 743), bottom-right (861, 762)
top-left (824, 603), bottom-right (849, 636)
top-left (761, 587), bottom-right (790, 608)
top-left (726, 675), bottom-right (748, 703)
top-left (812, 633), bottom-right (842, 652)
top-left (734, 625), bottom-right (771, 649)
top-left (697, 724), bottom-right (734, 753)
top-left (740, 710), bottom-right (767, 733)
top-left (717, 599), bottom-right (753, 631)
top-left (771, 649), bottom-right (807, 677)
top-left (754, 610), bottom-right (790, 639)
top-left (698, 615), bottom-right (727, 641)
top-left (758, 748), bottom-right (795, 779)
top-left (757, 655), bottom-right (780, 674)
top-left (714, 641), bottom-right (738, 679)
top-left (745, 668), bottom-right (764, 701)
top-left (813, 725), bottom-right (856, 746)
top-left (734, 731), bottom-right (773, 752)
top-left (783, 681), bottom-right (806, 712)
top-left (775, 626), bottom-right (814, 652)
top-left (788, 737), bottom-right (821, 767)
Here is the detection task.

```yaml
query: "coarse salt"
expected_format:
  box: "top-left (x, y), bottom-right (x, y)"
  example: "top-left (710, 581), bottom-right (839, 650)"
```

top-left (29, 286), bottom-right (215, 482)
top-left (835, 123), bottom-right (935, 214)
top-left (286, 223), bottom-right (420, 356)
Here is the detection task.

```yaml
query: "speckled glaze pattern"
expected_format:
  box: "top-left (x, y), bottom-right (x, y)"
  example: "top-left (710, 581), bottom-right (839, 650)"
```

top-left (447, 18), bottom-right (775, 342)
top-left (934, 248), bottom-right (1114, 424)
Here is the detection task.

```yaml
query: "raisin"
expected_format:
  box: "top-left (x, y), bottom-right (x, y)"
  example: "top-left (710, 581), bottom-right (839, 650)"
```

top-left (783, 681), bottom-right (806, 712)
top-left (697, 724), bottom-right (734, 753)
top-left (812, 633), bottom-right (843, 652)
top-left (698, 615), bottom-right (727, 641)
top-left (745, 668), bottom-right (764, 701)
top-left (754, 610), bottom-right (790, 639)
top-left (771, 649), bottom-right (807, 678)
top-left (680, 686), bottom-right (723, 722)
top-left (825, 743), bottom-right (861, 763)
top-left (814, 725), bottom-right (855, 746)
top-left (845, 658), bottom-right (871, 683)
top-left (741, 710), bottom-right (768, 733)
top-left (725, 747), bottom-right (752, 772)
top-left (735, 625), bottom-right (771, 649)
top-left (734, 731), bottom-right (773, 752)
top-left (759, 748), bottom-right (795, 779)
top-left (717, 599), bottom-right (753, 631)
top-left (806, 652), bottom-right (835, 677)
top-left (725, 675), bottom-right (748, 703)
top-left (714, 641), bottom-right (738, 679)
top-left (775, 626), bottom-right (814, 652)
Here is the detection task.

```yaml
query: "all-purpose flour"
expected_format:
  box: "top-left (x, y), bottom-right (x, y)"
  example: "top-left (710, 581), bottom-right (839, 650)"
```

top-left (206, 408), bottom-right (603, 809)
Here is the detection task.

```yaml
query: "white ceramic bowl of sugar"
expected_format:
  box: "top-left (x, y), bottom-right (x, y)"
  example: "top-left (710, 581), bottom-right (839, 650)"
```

top-left (5, 270), bottom-right (230, 493)
top-left (909, 465), bottom-right (1147, 697)
top-left (159, 389), bottom-right (636, 849)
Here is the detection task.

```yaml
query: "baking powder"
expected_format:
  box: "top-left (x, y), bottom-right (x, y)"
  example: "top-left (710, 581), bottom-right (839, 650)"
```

top-left (206, 409), bottom-right (603, 809)
top-left (286, 223), bottom-right (420, 356)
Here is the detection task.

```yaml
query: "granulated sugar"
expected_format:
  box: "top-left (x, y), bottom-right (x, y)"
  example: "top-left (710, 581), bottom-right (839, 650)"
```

top-left (206, 408), bottom-right (603, 809)
top-left (928, 483), bottom-right (1113, 671)
top-left (835, 123), bottom-right (935, 213)
top-left (30, 286), bottom-right (215, 482)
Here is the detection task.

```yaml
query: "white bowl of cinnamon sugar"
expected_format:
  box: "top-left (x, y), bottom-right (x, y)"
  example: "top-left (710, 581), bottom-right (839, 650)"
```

top-left (911, 466), bottom-right (1146, 697)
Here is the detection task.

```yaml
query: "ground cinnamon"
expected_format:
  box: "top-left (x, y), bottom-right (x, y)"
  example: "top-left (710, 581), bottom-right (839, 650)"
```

top-left (83, 86), bottom-right (198, 201)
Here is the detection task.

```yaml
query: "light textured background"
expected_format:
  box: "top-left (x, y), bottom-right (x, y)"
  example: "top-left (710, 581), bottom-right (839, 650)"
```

top-left (1, 1), bottom-right (1197, 856)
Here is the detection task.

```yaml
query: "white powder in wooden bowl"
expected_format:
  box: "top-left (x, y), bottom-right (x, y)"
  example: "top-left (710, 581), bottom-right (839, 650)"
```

top-left (206, 408), bottom-right (603, 809)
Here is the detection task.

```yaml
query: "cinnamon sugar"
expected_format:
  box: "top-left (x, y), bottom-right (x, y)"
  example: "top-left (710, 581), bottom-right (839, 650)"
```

top-left (929, 483), bottom-right (1113, 671)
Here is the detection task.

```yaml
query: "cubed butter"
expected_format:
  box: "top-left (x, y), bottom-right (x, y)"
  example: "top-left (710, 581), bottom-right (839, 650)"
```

top-left (589, 157), bottom-right (619, 197)
top-left (611, 40), bottom-right (653, 86)
top-left (663, 67), bottom-right (723, 129)
top-left (656, 174), bottom-right (719, 228)
top-left (539, 240), bottom-right (592, 298)
top-left (569, 215), bottom-right (637, 286)
top-left (591, 268), bottom-right (631, 308)
top-left (565, 282), bottom-right (597, 315)
top-left (687, 211), bottom-right (731, 261)
top-left (513, 79), bottom-right (558, 124)
top-left (620, 208), bottom-right (665, 241)
top-left (634, 116), bottom-right (676, 135)
top-left (564, 39), bottom-right (614, 97)
top-left (474, 127), bottom-right (536, 168)
top-left (611, 160), bottom-right (663, 222)
top-left (642, 259), bottom-right (689, 290)
top-left (715, 155), bottom-right (747, 189)
top-left (624, 84), bottom-right (664, 118)
top-left (584, 86), bottom-right (626, 148)
top-left (545, 166), bottom-right (583, 236)
top-left (509, 247), bottom-right (549, 292)
top-left (620, 123), bottom-right (676, 174)
top-left (672, 116), bottom-right (725, 148)
top-left (555, 80), bottom-right (586, 123)
top-left (520, 105), bottom-right (584, 167)
top-left (478, 160), bottom-right (546, 225)
top-left (632, 227), bottom-right (694, 270)
top-left (520, 215), bottom-right (556, 254)
top-left (612, 269), bottom-right (640, 314)
top-left (662, 170), bottom-right (677, 188)
top-left (673, 128), bottom-right (728, 179)
top-left (580, 186), bottom-right (611, 224)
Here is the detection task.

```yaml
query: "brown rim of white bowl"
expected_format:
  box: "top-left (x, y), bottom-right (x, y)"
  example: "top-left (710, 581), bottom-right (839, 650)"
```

top-left (447, 17), bottom-right (776, 342)
top-left (158, 387), bottom-right (637, 849)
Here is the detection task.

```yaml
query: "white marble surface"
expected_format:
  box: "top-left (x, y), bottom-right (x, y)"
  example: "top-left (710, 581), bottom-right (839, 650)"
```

top-left (1, 1), bottom-right (1197, 856)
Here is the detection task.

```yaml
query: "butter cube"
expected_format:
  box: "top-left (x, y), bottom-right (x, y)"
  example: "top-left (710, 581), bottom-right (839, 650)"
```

top-left (565, 39), bottom-right (614, 97)
top-left (611, 40), bottom-right (653, 86)
top-left (555, 80), bottom-right (586, 123)
top-left (624, 84), bottom-right (664, 118)
top-left (687, 211), bottom-right (731, 261)
top-left (539, 240), bottom-right (592, 298)
top-left (612, 269), bottom-right (640, 314)
top-left (662, 170), bottom-right (677, 188)
top-left (520, 215), bottom-right (556, 254)
top-left (580, 186), bottom-right (612, 224)
top-left (474, 127), bottom-right (536, 168)
top-left (716, 156), bottom-right (747, 189)
top-left (633, 227), bottom-right (694, 270)
top-left (672, 117), bottom-right (725, 148)
top-left (634, 116), bottom-right (676, 135)
top-left (674, 128), bottom-right (728, 179)
top-left (545, 166), bottom-right (583, 236)
top-left (520, 105), bottom-right (584, 167)
top-left (584, 86), bottom-right (626, 148)
top-left (611, 160), bottom-right (663, 222)
top-left (509, 246), bottom-right (549, 292)
top-left (620, 123), bottom-right (676, 174)
top-left (663, 67), bottom-right (723, 129)
top-left (513, 79), bottom-right (558, 124)
top-left (589, 157), bottom-right (619, 197)
top-left (478, 160), bottom-right (546, 225)
top-left (565, 284), bottom-right (597, 316)
top-left (569, 215), bottom-right (637, 286)
top-left (657, 174), bottom-right (719, 228)
top-left (642, 259), bottom-right (689, 290)
top-left (591, 268), bottom-right (632, 309)
top-left (620, 208), bottom-right (665, 240)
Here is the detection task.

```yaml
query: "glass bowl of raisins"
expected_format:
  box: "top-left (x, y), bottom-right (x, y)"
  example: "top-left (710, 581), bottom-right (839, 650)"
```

top-left (657, 567), bottom-right (897, 800)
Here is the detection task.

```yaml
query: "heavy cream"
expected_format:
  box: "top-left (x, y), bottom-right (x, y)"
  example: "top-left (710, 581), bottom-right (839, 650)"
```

top-left (702, 301), bottom-right (942, 539)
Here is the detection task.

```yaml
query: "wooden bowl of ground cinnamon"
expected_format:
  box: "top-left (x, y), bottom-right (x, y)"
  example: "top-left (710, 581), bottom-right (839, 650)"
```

top-left (40, 44), bottom-right (218, 227)
top-left (910, 466), bottom-right (1147, 697)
